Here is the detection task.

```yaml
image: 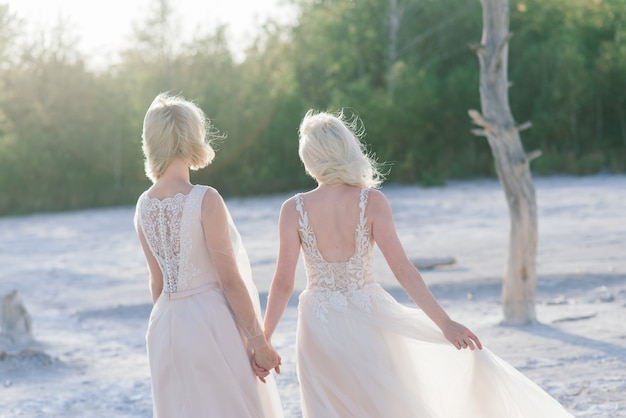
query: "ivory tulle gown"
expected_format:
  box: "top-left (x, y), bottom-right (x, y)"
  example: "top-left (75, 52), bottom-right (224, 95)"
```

top-left (135, 185), bottom-right (282, 418)
top-left (294, 189), bottom-right (574, 418)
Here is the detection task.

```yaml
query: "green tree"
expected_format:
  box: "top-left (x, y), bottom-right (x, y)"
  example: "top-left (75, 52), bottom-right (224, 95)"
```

top-left (510, 0), bottom-right (626, 173)
top-left (198, 22), bottom-right (308, 194)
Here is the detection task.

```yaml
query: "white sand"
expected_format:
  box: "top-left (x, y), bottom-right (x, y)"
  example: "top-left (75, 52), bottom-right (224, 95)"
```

top-left (0, 174), bottom-right (624, 417)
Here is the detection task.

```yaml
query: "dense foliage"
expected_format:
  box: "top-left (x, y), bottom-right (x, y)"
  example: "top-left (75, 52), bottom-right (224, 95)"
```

top-left (0, 0), bottom-right (624, 214)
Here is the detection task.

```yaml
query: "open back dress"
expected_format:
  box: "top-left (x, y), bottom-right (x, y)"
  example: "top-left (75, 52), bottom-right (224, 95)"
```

top-left (294, 188), bottom-right (573, 418)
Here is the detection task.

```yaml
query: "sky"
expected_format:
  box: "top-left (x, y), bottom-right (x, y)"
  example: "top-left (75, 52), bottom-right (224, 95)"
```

top-left (4, 0), bottom-right (294, 67)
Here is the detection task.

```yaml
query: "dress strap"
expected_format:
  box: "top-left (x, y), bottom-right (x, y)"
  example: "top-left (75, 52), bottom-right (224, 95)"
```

top-left (358, 188), bottom-right (369, 228)
top-left (353, 189), bottom-right (371, 257)
top-left (294, 193), bottom-right (310, 236)
top-left (294, 193), bottom-right (305, 220)
top-left (295, 193), bottom-right (319, 260)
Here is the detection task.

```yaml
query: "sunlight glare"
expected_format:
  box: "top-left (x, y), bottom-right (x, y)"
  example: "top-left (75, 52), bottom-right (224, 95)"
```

top-left (4, 0), bottom-right (291, 68)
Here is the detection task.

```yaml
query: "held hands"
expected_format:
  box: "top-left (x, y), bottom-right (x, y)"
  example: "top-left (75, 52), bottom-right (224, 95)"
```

top-left (442, 319), bottom-right (483, 351)
top-left (252, 355), bottom-right (281, 383)
top-left (250, 337), bottom-right (281, 383)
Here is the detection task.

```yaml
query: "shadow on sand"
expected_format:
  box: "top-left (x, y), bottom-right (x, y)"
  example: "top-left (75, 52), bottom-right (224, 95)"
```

top-left (516, 322), bottom-right (626, 363)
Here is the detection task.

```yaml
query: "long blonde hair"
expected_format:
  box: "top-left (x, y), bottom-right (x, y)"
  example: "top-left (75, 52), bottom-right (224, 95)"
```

top-left (141, 93), bottom-right (217, 182)
top-left (298, 110), bottom-right (384, 188)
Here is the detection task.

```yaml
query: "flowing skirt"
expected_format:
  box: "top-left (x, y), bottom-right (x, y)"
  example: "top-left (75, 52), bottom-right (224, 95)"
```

top-left (147, 286), bottom-right (283, 418)
top-left (296, 284), bottom-right (574, 418)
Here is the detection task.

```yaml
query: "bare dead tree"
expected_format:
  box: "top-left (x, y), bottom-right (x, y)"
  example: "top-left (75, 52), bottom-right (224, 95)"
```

top-left (469, 0), bottom-right (541, 324)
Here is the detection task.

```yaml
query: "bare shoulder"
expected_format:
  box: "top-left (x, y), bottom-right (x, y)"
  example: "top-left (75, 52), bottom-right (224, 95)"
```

top-left (200, 186), bottom-right (226, 215)
top-left (281, 195), bottom-right (298, 210)
top-left (366, 188), bottom-right (387, 201)
top-left (200, 185), bottom-right (220, 199)
top-left (279, 195), bottom-right (308, 235)
top-left (280, 195), bottom-right (299, 221)
top-left (366, 189), bottom-right (391, 213)
top-left (201, 185), bottom-right (222, 202)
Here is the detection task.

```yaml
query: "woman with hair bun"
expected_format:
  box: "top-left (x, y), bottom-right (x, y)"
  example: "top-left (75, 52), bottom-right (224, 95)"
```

top-left (261, 110), bottom-right (574, 417)
top-left (134, 93), bottom-right (282, 418)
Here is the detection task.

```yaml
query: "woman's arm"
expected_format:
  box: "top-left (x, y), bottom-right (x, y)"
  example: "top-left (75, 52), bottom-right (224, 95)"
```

top-left (369, 190), bottom-right (482, 350)
top-left (201, 188), bottom-right (280, 369)
top-left (264, 198), bottom-right (300, 342)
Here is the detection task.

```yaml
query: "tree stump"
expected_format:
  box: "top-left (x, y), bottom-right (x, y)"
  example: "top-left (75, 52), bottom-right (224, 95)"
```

top-left (1, 290), bottom-right (33, 346)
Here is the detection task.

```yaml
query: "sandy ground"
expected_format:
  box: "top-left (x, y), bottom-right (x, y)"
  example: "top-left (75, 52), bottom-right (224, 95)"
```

top-left (0, 174), bottom-right (624, 417)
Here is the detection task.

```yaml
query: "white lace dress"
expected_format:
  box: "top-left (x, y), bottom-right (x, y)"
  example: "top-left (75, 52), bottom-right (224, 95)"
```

top-left (135, 185), bottom-right (282, 418)
top-left (295, 189), bottom-right (574, 418)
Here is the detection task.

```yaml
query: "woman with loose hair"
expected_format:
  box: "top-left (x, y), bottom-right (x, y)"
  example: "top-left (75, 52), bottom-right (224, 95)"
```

top-left (134, 93), bottom-right (282, 417)
top-left (261, 110), bottom-right (574, 417)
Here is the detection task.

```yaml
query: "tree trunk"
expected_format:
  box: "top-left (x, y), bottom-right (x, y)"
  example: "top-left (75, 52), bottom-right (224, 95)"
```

top-left (469, 0), bottom-right (539, 324)
top-left (387, 0), bottom-right (401, 93)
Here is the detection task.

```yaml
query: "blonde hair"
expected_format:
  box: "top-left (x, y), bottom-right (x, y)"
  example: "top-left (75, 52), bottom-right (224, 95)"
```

top-left (141, 93), bottom-right (217, 182)
top-left (298, 109), bottom-right (384, 188)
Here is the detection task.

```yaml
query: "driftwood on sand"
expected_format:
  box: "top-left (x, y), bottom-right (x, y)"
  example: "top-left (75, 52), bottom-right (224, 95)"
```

top-left (411, 256), bottom-right (457, 270)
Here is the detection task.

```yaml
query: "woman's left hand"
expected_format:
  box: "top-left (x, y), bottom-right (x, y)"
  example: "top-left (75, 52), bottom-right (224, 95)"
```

top-left (252, 359), bottom-right (271, 383)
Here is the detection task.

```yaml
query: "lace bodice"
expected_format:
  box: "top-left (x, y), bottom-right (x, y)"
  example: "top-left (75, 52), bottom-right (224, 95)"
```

top-left (296, 188), bottom-right (375, 292)
top-left (137, 186), bottom-right (204, 293)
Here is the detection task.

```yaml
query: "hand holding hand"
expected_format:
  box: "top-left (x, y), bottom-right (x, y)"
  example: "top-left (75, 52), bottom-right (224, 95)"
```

top-left (253, 342), bottom-right (281, 373)
top-left (442, 319), bottom-right (482, 350)
top-left (252, 359), bottom-right (271, 383)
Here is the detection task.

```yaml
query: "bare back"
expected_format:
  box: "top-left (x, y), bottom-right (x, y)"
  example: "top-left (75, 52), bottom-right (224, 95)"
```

top-left (298, 185), bottom-right (366, 262)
